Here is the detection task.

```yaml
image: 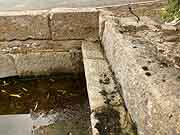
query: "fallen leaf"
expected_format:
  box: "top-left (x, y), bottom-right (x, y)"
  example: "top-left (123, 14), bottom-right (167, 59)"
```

top-left (62, 91), bottom-right (67, 95)
top-left (2, 81), bottom-right (9, 86)
top-left (22, 87), bottom-right (28, 92)
top-left (9, 94), bottom-right (21, 98)
top-left (46, 93), bottom-right (50, 99)
top-left (34, 102), bottom-right (38, 111)
top-left (49, 79), bottom-right (55, 82)
top-left (1, 90), bottom-right (7, 93)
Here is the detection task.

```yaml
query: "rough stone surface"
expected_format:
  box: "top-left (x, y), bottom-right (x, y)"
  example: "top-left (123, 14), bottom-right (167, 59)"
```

top-left (50, 8), bottom-right (99, 41)
top-left (0, 54), bottom-right (17, 78)
top-left (13, 51), bottom-right (81, 76)
top-left (102, 18), bottom-right (180, 135)
top-left (0, 10), bottom-right (50, 41)
top-left (0, 8), bottom-right (100, 41)
top-left (82, 41), bottom-right (108, 110)
top-left (161, 24), bottom-right (177, 33)
top-left (82, 41), bottom-right (137, 135)
top-left (0, 114), bottom-right (32, 135)
top-left (82, 41), bottom-right (104, 59)
top-left (0, 40), bottom-right (82, 77)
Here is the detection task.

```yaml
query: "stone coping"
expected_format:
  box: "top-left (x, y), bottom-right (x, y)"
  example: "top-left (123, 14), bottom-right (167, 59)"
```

top-left (0, 0), bottom-right (166, 41)
top-left (0, 8), bottom-right (99, 41)
top-left (101, 17), bottom-right (180, 135)
top-left (82, 41), bottom-right (137, 135)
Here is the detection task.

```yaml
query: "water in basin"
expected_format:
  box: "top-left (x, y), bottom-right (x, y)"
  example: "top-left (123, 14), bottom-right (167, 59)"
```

top-left (0, 75), bottom-right (91, 135)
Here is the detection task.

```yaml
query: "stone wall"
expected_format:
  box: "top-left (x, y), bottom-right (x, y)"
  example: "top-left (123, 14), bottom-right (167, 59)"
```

top-left (0, 8), bottom-right (99, 41)
top-left (0, 8), bottom-right (99, 78)
top-left (101, 16), bottom-right (180, 135)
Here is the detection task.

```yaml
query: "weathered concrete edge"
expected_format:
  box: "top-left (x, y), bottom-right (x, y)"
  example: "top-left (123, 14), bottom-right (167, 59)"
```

top-left (82, 41), bottom-right (137, 135)
top-left (0, 8), bottom-right (99, 41)
top-left (101, 20), bottom-right (180, 135)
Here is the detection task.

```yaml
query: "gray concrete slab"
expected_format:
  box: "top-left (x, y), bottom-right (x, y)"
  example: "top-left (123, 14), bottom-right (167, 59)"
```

top-left (0, 114), bottom-right (32, 135)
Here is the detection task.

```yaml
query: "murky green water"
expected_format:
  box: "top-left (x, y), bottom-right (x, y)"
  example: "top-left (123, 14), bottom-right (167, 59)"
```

top-left (0, 75), bottom-right (91, 135)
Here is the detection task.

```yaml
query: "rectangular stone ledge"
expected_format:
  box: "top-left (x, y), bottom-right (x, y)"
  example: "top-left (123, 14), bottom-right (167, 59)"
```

top-left (50, 8), bottom-right (99, 41)
top-left (0, 51), bottom-right (82, 78)
top-left (102, 19), bottom-right (180, 135)
top-left (82, 41), bottom-right (136, 135)
top-left (0, 40), bottom-right (83, 78)
top-left (13, 51), bottom-right (82, 76)
top-left (0, 10), bottom-right (50, 41)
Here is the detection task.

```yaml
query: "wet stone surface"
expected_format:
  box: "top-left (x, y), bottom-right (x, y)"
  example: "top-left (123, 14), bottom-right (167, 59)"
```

top-left (0, 75), bottom-right (91, 135)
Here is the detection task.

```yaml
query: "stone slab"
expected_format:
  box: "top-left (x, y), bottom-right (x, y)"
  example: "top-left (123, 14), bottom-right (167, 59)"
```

top-left (82, 41), bottom-right (137, 135)
top-left (102, 19), bottom-right (180, 135)
top-left (0, 40), bottom-right (82, 78)
top-left (13, 51), bottom-right (82, 76)
top-left (50, 8), bottom-right (99, 41)
top-left (0, 10), bottom-right (50, 41)
top-left (82, 58), bottom-right (108, 110)
top-left (0, 114), bottom-right (32, 135)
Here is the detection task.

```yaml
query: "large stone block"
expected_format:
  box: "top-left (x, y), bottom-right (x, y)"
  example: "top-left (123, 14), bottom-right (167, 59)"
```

top-left (0, 10), bottom-right (50, 41)
top-left (0, 40), bottom-right (82, 77)
top-left (102, 19), bottom-right (180, 135)
top-left (50, 8), bottom-right (99, 41)
top-left (13, 51), bottom-right (82, 76)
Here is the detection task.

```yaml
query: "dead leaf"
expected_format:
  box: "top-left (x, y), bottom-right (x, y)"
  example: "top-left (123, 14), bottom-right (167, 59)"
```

top-left (1, 90), bottom-right (7, 93)
top-left (2, 81), bottom-right (9, 86)
top-left (9, 94), bottom-right (21, 98)
top-left (34, 102), bottom-right (38, 111)
top-left (22, 87), bottom-right (28, 92)
top-left (46, 93), bottom-right (50, 99)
